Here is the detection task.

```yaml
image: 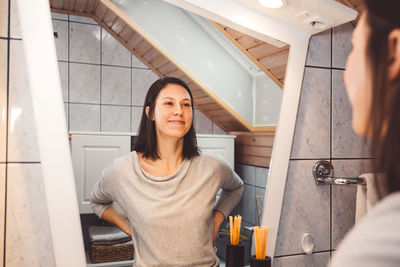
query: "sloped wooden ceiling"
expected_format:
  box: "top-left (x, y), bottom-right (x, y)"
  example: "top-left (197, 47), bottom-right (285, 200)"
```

top-left (211, 22), bottom-right (289, 88)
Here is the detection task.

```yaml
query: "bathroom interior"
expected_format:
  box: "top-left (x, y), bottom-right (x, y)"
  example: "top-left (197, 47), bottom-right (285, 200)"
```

top-left (0, 0), bottom-right (374, 266)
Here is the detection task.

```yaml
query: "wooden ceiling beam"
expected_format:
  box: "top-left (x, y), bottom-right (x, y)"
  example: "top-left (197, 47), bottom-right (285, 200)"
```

top-left (210, 21), bottom-right (284, 89)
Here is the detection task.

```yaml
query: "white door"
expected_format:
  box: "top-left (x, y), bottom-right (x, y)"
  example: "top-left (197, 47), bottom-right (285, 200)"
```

top-left (71, 134), bottom-right (130, 214)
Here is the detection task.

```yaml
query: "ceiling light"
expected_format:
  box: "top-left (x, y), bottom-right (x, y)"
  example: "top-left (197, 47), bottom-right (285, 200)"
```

top-left (258, 0), bottom-right (286, 9)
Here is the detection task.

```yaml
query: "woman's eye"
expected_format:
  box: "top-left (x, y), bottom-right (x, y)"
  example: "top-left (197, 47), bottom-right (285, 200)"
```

top-left (183, 103), bottom-right (191, 107)
top-left (165, 102), bottom-right (173, 106)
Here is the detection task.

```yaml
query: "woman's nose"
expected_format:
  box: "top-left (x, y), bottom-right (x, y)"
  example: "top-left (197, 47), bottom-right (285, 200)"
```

top-left (173, 105), bottom-right (183, 115)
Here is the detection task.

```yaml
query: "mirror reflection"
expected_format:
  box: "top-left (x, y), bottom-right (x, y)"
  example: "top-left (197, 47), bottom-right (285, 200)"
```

top-left (50, 0), bottom-right (289, 265)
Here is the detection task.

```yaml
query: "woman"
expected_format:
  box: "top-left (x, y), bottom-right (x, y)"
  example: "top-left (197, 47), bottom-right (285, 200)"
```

top-left (90, 76), bottom-right (244, 266)
top-left (329, 0), bottom-right (400, 266)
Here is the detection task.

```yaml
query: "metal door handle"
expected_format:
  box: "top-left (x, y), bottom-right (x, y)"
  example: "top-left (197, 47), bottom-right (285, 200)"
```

top-left (313, 161), bottom-right (366, 185)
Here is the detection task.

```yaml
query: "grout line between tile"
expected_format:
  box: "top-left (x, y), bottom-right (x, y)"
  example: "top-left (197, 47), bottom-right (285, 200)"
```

top-left (99, 27), bottom-right (102, 132)
top-left (67, 60), bottom-right (149, 70)
top-left (290, 157), bottom-right (375, 161)
top-left (67, 102), bottom-right (137, 107)
top-left (274, 250), bottom-right (332, 259)
top-left (330, 27), bottom-right (333, 255)
top-left (130, 54), bottom-right (133, 132)
top-left (68, 20), bottom-right (97, 26)
top-left (6, 162), bottom-right (41, 164)
top-left (67, 14), bottom-right (71, 132)
top-left (3, 1), bottom-right (11, 264)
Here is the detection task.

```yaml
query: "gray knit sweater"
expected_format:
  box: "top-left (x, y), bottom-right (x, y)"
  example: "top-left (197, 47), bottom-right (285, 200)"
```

top-left (90, 151), bottom-right (244, 267)
top-left (329, 192), bottom-right (400, 267)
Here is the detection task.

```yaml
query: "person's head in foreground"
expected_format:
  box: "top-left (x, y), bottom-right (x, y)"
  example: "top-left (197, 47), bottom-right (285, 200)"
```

top-left (331, 1), bottom-right (400, 266)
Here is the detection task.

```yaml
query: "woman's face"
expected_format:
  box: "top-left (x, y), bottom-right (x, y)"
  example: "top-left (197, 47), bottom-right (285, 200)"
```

top-left (151, 83), bottom-right (193, 139)
top-left (344, 13), bottom-right (372, 136)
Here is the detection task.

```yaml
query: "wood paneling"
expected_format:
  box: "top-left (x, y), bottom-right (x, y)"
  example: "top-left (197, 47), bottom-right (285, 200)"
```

top-left (229, 131), bottom-right (275, 167)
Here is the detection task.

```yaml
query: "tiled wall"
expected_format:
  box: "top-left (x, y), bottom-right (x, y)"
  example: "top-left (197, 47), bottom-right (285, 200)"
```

top-left (51, 12), bottom-right (224, 135)
top-left (234, 164), bottom-right (269, 227)
top-left (0, 1), bottom-right (56, 266)
top-left (273, 24), bottom-right (373, 266)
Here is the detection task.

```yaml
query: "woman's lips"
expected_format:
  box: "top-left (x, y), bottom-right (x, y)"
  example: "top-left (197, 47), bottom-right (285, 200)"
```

top-left (168, 120), bottom-right (185, 125)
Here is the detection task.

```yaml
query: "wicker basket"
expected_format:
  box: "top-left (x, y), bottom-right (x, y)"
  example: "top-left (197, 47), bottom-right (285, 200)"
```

top-left (89, 242), bottom-right (134, 263)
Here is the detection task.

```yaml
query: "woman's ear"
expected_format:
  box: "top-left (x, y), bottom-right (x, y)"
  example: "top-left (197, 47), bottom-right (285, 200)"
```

top-left (388, 29), bottom-right (400, 82)
top-left (145, 106), bottom-right (154, 121)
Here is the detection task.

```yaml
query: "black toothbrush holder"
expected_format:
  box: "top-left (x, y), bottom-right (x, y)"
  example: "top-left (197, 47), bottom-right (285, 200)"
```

top-left (225, 242), bottom-right (245, 267)
top-left (250, 255), bottom-right (271, 267)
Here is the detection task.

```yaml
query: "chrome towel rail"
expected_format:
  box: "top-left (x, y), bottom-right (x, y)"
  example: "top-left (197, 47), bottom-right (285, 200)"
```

top-left (313, 160), bottom-right (366, 185)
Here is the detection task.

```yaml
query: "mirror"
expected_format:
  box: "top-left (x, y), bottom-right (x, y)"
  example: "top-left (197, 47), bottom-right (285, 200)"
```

top-left (8, 0), bottom-right (318, 265)
top-left (51, 0), bottom-right (292, 264)
top-left (54, 1), bottom-right (294, 264)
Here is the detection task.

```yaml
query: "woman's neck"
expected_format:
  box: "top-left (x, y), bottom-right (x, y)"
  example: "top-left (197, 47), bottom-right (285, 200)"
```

top-left (139, 133), bottom-right (184, 177)
top-left (156, 133), bottom-right (184, 168)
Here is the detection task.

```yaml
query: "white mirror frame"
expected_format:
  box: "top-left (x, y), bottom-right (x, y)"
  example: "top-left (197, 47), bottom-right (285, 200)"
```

top-left (16, 0), bottom-right (86, 266)
top-left (16, 0), bottom-right (310, 265)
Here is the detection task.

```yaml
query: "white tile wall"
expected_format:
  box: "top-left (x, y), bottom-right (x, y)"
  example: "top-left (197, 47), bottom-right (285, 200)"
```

top-left (332, 70), bottom-right (371, 158)
top-left (275, 160), bottom-right (330, 256)
top-left (194, 109), bottom-right (212, 134)
top-left (0, 164), bottom-right (5, 265)
top-left (58, 61), bottom-right (68, 101)
top-left (131, 106), bottom-right (143, 133)
top-left (70, 63), bottom-right (100, 103)
top-left (291, 67), bottom-right (331, 159)
top-left (70, 22), bottom-right (100, 64)
top-left (70, 103), bottom-right (100, 131)
top-left (8, 40), bottom-right (40, 162)
top-left (333, 23), bottom-right (354, 69)
top-left (101, 105), bottom-right (131, 132)
top-left (131, 68), bottom-right (158, 106)
top-left (255, 166), bottom-right (268, 188)
top-left (235, 164), bottom-right (256, 185)
top-left (237, 183), bottom-right (256, 225)
top-left (52, 19), bottom-right (68, 61)
top-left (9, 0), bottom-right (21, 39)
top-left (102, 30), bottom-right (131, 67)
top-left (6, 163), bottom-right (56, 267)
top-left (305, 29), bottom-right (331, 68)
top-left (274, 252), bottom-right (330, 267)
top-left (0, 0), bottom-right (8, 37)
top-left (0, 40), bottom-right (7, 163)
top-left (102, 66), bottom-right (131, 105)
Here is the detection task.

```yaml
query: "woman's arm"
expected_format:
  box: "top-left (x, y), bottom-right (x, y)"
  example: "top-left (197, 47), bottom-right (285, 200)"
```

top-left (90, 163), bottom-right (131, 236)
top-left (213, 168), bottom-right (244, 219)
top-left (102, 205), bottom-right (131, 236)
top-left (212, 210), bottom-right (225, 243)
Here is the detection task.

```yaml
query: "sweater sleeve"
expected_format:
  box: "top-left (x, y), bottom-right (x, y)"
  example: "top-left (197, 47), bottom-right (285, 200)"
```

top-left (213, 157), bottom-right (244, 219)
top-left (89, 164), bottom-right (116, 218)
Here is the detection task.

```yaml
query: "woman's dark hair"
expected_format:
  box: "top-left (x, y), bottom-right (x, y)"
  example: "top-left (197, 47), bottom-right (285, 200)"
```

top-left (133, 76), bottom-right (200, 160)
top-left (363, 0), bottom-right (400, 198)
